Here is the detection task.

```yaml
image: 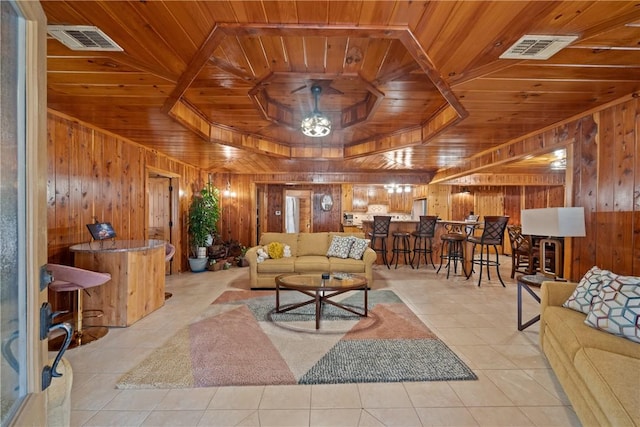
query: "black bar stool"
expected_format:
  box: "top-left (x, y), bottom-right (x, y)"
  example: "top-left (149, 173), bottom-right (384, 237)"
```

top-left (411, 215), bottom-right (437, 269)
top-left (437, 232), bottom-right (466, 278)
top-left (368, 215), bottom-right (391, 269)
top-left (467, 215), bottom-right (510, 287)
top-left (390, 231), bottom-right (412, 269)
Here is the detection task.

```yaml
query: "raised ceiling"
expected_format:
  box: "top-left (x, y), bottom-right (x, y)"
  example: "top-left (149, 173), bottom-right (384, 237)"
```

top-left (43, 1), bottom-right (640, 179)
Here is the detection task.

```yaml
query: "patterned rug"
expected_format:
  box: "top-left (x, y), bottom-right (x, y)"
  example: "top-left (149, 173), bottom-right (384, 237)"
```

top-left (117, 290), bottom-right (476, 388)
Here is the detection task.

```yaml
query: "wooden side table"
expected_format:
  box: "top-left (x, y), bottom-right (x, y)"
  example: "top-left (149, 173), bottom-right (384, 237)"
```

top-left (517, 274), bottom-right (548, 331)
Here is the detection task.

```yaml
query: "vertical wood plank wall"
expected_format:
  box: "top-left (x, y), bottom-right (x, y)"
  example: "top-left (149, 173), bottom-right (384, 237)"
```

top-left (47, 96), bottom-right (639, 283)
top-left (47, 111), bottom-right (205, 275)
top-left (571, 99), bottom-right (639, 278)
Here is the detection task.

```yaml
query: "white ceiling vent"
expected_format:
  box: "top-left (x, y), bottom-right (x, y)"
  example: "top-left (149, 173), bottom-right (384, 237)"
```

top-left (47, 25), bottom-right (123, 51)
top-left (500, 35), bottom-right (578, 60)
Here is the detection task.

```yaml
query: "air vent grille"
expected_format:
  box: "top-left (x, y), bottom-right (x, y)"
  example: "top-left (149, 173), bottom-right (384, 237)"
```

top-left (47, 25), bottom-right (123, 51)
top-left (500, 35), bottom-right (578, 60)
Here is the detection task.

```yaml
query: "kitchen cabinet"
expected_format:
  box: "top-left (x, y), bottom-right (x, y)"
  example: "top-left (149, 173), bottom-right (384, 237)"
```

top-left (369, 187), bottom-right (389, 204)
top-left (352, 186), bottom-right (368, 211)
top-left (341, 184), bottom-right (353, 211)
top-left (389, 191), bottom-right (412, 213)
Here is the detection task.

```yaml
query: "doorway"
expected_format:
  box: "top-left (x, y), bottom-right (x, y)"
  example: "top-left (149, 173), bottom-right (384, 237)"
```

top-left (284, 189), bottom-right (312, 233)
top-left (147, 170), bottom-right (178, 274)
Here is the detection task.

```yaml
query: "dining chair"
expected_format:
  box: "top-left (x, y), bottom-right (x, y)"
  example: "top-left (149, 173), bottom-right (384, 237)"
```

top-left (507, 225), bottom-right (538, 278)
top-left (467, 216), bottom-right (509, 287)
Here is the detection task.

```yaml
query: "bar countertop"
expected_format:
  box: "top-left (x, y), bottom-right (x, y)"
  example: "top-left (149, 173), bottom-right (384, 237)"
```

top-left (70, 239), bottom-right (165, 253)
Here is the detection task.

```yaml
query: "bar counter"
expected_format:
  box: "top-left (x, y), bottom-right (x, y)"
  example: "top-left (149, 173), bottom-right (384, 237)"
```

top-left (360, 220), bottom-right (480, 270)
top-left (360, 220), bottom-right (419, 265)
top-left (70, 239), bottom-right (166, 327)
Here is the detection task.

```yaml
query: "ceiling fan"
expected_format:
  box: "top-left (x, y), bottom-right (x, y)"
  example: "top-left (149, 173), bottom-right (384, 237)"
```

top-left (290, 79), bottom-right (343, 95)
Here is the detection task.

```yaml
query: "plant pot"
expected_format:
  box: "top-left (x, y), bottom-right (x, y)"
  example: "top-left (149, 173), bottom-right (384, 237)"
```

top-left (237, 257), bottom-right (249, 267)
top-left (188, 257), bottom-right (208, 272)
top-left (196, 247), bottom-right (207, 258)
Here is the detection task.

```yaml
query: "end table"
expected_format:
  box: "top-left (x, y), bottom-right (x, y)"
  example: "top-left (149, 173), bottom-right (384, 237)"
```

top-left (517, 274), bottom-right (549, 331)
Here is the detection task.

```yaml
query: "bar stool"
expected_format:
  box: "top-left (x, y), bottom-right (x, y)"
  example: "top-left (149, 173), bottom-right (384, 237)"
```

top-left (46, 263), bottom-right (111, 349)
top-left (368, 215), bottom-right (391, 269)
top-left (411, 215), bottom-right (437, 269)
top-left (164, 242), bottom-right (176, 299)
top-left (467, 215), bottom-right (509, 287)
top-left (437, 232), bottom-right (466, 279)
top-left (390, 232), bottom-right (412, 269)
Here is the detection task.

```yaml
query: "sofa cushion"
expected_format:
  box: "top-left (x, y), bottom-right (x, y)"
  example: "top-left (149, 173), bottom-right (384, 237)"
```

top-left (326, 235), bottom-right (355, 258)
top-left (295, 255), bottom-right (330, 272)
top-left (563, 265), bottom-right (605, 314)
top-left (348, 238), bottom-right (370, 260)
top-left (297, 232), bottom-right (329, 256)
top-left (585, 271), bottom-right (640, 343)
top-left (574, 347), bottom-right (640, 425)
top-left (259, 233), bottom-right (298, 257)
top-left (330, 257), bottom-right (367, 274)
top-left (256, 257), bottom-right (295, 274)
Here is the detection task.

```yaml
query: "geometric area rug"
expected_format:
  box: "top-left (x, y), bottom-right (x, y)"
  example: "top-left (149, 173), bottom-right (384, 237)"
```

top-left (116, 289), bottom-right (476, 389)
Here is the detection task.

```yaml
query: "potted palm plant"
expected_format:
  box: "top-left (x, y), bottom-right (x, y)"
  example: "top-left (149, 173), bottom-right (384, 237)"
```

top-left (188, 183), bottom-right (220, 272)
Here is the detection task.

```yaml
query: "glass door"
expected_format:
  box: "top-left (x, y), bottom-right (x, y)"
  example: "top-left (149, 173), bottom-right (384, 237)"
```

top-left (1, 1), bottom-right (49, 425)
top-left (1, 1), bottom-right (27, 422)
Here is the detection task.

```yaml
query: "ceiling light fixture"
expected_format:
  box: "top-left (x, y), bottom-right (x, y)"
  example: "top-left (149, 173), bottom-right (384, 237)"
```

top-left (550, 158), bottom-right (566, 170)
top-left (301, 85), bottom-right (331, 137)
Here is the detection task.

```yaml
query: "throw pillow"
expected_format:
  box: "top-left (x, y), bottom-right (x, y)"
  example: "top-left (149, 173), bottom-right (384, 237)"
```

top-left (349, 237), bottom-right (370, 260)
top-left (326, 235), bottom-right (355, 259)
top-left (563, 266), bottom-right (605, 314)
top-left (267, 242), bottom-right (285, 259)
top-left (584, 271), bottom-right (640, 343)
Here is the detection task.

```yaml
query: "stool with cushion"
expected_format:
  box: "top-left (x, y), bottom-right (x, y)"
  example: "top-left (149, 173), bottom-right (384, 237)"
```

top-left (368, 216), bottom-right (391, 269)
top-left (47, 263), bottom-right (111, 348)
top-left (467, 216), bottom-right (509, 287)
top-left (411, 215), bottom-right (437, 269)
top-left (164, 242), bottom-right (176, 299)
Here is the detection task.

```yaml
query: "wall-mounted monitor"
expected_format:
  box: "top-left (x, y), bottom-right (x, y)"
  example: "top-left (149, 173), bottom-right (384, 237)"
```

top-left (86, 222), bottom-right (116, 240)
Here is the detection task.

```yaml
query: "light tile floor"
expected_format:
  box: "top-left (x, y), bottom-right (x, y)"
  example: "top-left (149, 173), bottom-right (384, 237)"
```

top-left (57, 256), bottom-right (582, 426)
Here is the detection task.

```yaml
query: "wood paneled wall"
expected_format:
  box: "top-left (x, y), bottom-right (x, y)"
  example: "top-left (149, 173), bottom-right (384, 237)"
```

top-left (426, 184), bottom-right (564, 223)
top-left (571, 99), bottom-right (639, 278)
top-left (48, 96), bottom-right (639, 283)
top-left (47, 111), bottom-right (205, 274)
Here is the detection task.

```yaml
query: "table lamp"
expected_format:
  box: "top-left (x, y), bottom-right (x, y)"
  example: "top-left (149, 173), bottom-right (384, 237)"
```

top-left (521, 207), bottom-right (586, 279)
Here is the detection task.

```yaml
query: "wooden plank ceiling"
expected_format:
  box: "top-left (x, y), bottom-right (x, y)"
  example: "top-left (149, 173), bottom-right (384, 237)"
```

top-left (43, 1), bottom-right (640, 180)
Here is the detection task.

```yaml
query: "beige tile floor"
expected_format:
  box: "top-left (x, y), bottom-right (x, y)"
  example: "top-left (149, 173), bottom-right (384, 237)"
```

top-left (57, 256), bottom-right (582, 427)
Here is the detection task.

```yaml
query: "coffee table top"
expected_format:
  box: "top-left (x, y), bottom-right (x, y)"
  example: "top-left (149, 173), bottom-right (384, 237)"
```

top-left (276, 273), bottom-right (367, 292)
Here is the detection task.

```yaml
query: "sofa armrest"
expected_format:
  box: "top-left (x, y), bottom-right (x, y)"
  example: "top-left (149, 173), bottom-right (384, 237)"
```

top-left (245, 246), bottom-right (260, 288)
top-left (540, 281), bottom-right (577, 309)
top-left (362, 247), bottom-right (376, 265)
top-left (539, 281), bottom-right (577, 347)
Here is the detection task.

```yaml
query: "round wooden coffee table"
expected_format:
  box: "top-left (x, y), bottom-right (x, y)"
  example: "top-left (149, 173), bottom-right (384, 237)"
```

top-left (275, 273), bottom-right (368, 329)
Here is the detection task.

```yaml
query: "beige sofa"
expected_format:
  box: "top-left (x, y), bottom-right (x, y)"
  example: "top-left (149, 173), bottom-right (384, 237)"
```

top-left (540, 281), bottom-right (640, 426)
top-left (246, 232), bottom-right (376, 289)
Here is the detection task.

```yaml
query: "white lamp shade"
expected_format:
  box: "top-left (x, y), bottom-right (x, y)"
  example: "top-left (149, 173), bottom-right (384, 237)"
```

top-left (521, 207), bottom-right (586, 237)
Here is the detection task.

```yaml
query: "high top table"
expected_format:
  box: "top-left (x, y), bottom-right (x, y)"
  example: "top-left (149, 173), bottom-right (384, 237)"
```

top-left (70, 239), bottom-right (166, 327)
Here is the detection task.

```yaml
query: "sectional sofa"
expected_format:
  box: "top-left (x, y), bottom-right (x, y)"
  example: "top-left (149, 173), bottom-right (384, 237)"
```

top-left (245, 232), bottom-right (376, 289)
